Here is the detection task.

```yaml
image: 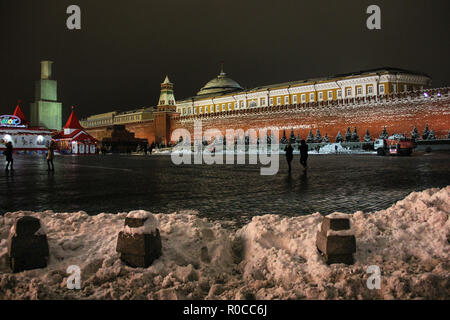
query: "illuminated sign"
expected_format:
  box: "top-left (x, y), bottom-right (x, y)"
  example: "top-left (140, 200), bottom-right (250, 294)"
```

top-left (0, 115), bottom-right (25, 127)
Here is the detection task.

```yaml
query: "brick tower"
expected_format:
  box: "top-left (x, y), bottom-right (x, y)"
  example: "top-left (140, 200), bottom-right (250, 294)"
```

top-left (154, 76), bottom-right (177, 146)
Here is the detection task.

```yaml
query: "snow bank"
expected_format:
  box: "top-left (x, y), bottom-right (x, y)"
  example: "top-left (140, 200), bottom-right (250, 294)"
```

top-left (0, 187), bottom-right (449, 300)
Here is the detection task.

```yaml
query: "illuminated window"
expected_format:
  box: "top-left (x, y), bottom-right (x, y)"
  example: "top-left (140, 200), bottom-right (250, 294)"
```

top-left (346, 88), bottom-right (352, 97)
top-left (240, 101), bottom-right (244, 108)
top-left (301, 94), bottom-right (306, 103)
top-left (328, 91), bottom-right (333, 100)
top-left (337, 90), bottom-right (342, 98)
top-left (318, 92), bottom-right (324, 101)
top-left (277, 97), bottom-right (281, 106)
top-left (293, 95), bottom-right (297, 104)
top-left (367, 86), bottom-right (374, 95)
top-left (269, 98), bottom-right (274, 106)
top-left (309, 93), bottom-right (315, 102)
top-left (379, 84), bottom-right (385, 94)
top-left (261, 98), bottom-right (266, 105)
top-left (228, 103), bottom-right (232, 110)
top-left (357, 87), bottom-right (362, 95)
top-left (284, 96), bottom-right (289, 105)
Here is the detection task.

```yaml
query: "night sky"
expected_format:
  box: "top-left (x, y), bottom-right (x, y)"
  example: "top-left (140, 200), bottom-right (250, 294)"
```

top-left (1, 0), bottom-right (449, 120)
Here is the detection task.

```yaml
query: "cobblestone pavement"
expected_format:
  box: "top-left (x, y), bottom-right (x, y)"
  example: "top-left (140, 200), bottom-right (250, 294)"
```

top-left (1, 152), bottom-right (449, 226)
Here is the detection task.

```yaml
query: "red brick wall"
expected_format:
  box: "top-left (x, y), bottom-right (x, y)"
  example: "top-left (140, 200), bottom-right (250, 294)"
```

top-left (125, 121), bottom-right (155, 144)
top-left (170, 97), bottom-right (450, 142)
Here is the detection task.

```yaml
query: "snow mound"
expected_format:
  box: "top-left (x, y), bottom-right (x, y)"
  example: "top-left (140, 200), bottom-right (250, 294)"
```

top-left (124, 210), bottom-right (159, 235)
top-left (0, 187), bottom-right (449, 300)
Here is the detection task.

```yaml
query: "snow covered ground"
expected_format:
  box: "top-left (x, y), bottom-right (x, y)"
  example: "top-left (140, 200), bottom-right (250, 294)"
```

top-left (0, 186), bottom-right (448, 300)
top-left (154, 143), bottom-right (375, 155)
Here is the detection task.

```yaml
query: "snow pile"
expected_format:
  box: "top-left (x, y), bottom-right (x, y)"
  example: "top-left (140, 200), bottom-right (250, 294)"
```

top-left (123, 210), bottom-right (159, 235)
top-left (0, 187), bottom-right (449, 300)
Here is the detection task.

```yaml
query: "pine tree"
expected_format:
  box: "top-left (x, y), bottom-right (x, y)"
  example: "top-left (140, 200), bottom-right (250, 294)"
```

top-left (363, 129), bottom-right (372, 142)
top-left (422, 124), bottom-right (430, 140)
top-left (379, 126), bottom-right (388, 139)
top-left (289, 129), bottom-right (296, 143)
top-left (345, 127), bottom-right (352, 142)
top-left (307, 130), bottom-right (314, 143)
top-left (323, 133), bottom-right (330, 143)
top-left (335, 131), bottom-right (344, 143)
top-left (314, 129), bottom-right (322, 143)
top-left (296, 133), bottom-right (301, 144)
top-left (270, 131), bottom-right (276, 145)
top-left (428, 130), bottom-right (436, 140)
top-left (411, 126), bottom-right (420, 141)
top-left (351, 127), bottom-right (359, 142)
top-left (280, 129), bottom-right (288, 144)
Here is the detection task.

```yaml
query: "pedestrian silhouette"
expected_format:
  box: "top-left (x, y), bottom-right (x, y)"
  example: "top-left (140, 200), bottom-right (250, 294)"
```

top-left (299, 140), bottom-right (308, 170)
top-left (285, 142), bottom-right (294, 173)
top-left (4, 141), bottom-right (14, 171)
top-left (46, 141), bottom-right (55, 171)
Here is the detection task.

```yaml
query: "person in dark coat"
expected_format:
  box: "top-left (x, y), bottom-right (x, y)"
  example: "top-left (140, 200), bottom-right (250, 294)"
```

top-left (285, 142), bottom-right (294, 173)
top-left (46, 141), bottom-right (55, 171)
top-left (4, 141), bottom-right (13, 171)
top-left (299, 139), bottom-right (308, 170)
top-left (149, 142), bottom-right (155, 155)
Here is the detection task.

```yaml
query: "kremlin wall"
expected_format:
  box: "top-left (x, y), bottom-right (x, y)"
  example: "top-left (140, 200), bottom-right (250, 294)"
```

top-left (81, 67), bottom-right (450, 146)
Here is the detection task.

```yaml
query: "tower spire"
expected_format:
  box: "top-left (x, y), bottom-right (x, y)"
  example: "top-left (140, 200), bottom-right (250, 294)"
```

top-left (157, 75), bottom-right (176, 111)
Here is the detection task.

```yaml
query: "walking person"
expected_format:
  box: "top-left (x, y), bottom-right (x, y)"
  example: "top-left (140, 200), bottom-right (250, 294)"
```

top-left (46, 141), bottom-right (55, 171)
top-left (285, 142), bottom-right (294, 173)
top-left (4, 141), bottom-right (14, 171)
top-left (299, 139), bottom-right (308, 171)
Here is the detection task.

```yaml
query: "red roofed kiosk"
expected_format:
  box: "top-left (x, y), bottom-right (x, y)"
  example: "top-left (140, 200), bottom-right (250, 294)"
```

top-left (53, 107), bottom-right (97, 154)
top-left (1, 101), bottom-right (52, 154)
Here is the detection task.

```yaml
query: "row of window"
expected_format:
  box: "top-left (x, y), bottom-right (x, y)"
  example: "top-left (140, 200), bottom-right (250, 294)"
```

top-left (179, 84), bottom-right (390, 115)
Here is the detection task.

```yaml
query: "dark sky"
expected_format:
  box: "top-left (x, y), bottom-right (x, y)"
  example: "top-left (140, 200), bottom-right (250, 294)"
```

top-left (1, 0), bottom-right (449, 120)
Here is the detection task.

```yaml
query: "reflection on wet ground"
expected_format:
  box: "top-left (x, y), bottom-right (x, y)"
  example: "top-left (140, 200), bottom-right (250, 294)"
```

top-left (1, 153), bottom-right (449, 226)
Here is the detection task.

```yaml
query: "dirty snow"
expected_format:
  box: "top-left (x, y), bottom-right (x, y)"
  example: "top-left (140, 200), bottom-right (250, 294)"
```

top-left (0, 187), bottom-right (449, 300)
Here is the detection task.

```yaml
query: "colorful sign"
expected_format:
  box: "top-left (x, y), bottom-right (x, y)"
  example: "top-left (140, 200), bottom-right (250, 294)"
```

top-left (0, 115), bottom-right (25, 127)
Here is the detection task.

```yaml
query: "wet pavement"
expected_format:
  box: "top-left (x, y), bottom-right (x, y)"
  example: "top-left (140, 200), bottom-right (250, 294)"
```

top-left (1, 152), bottom-right (449, 225)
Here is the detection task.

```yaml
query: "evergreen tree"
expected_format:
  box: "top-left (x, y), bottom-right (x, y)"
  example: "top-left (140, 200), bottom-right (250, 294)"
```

top-left (314, 129), bottom-right (322, 143)
top-left (280, 129), bottom-right (288, 144)
top-left (289, 129), bottom-right (296, 143)
top-left (363, 129), bottom-right (372, 142)
top-left (411, 126), bottom-right (420, 141)
top-left (351, 127), bottom-right (359, 142)
top-left (422, 124), bottom-right (430, 140)
top-left (428, 130), bottom-right (436, 140)
top-left (323, 133), bottom-right (330, 143)
top-left (335, 131), bottom-right (344, 143)
top-left (270, 131), bottom-right (276, 144)
top-left (296, 133), bottom-right (301, 144)
top-left (306, 130), bottom-right (314, 143)
top-left (379, 126), bottom-right (389, 139)
top-left (345, 127), bottom-right (352, 142)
